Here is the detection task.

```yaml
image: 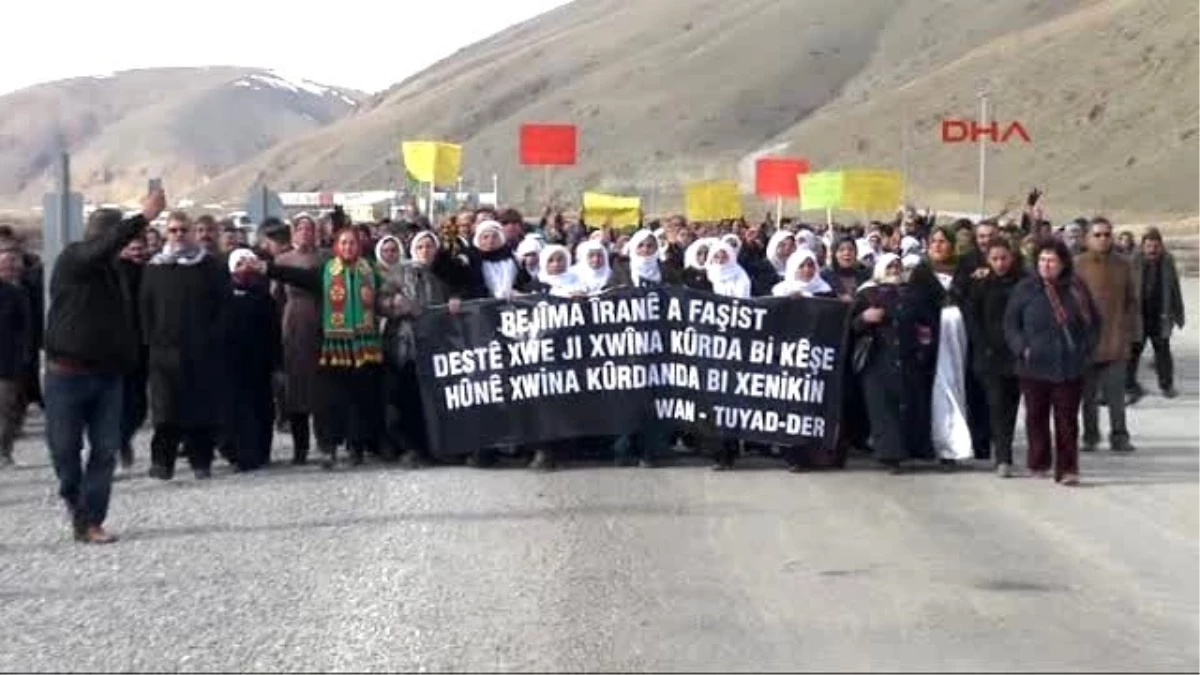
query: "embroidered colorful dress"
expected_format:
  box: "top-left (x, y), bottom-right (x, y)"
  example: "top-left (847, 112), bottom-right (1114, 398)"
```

top-left (319, 257), bottom-right (383, 367)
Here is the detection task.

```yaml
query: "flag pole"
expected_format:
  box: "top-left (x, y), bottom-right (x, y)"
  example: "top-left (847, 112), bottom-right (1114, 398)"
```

top-left (493, 173), bottom-right (499, 206)
top-left (428, 181), bottom-right (436, 221)
top-left (775, 195), bottom-right (783, 228)
top-left (543, 165), bottom-right (553, 207)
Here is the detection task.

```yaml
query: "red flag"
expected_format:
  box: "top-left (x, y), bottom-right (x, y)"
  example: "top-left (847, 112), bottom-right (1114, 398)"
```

top-left (755, 157), bottom-right (810, 197)
top-left (520, 123), bottom-right (578, 166)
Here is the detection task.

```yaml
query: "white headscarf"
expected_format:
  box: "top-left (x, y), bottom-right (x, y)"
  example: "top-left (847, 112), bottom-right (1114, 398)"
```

top-left (653, 228), bottom-right (669, 261)
top-left (902, 253), bottom-right (922, 270)
top-left (705, 241), bottom-right (752, 299)
top-left (626, 230), bottom-right (662, 286)
top-left (795, 228), bottom-right (818, 253)
top-left (227, 248), bottom-right (258, 274)
top-left (900, 235), bottom-right (922, 257)
top-left (515, 235), bottom-right (543, 278)
top-left (856, 238), bottom-right (876, 264)
top-left (473, 220), bottom-right (518, 298)
top-left (374, 235), bottom-right (403, 268)
top-left (472, 220), bottom-right (504, 249)
top-left (859, 252), bottom-right (903, 291)
top-left (538, 245), bottom-right (581, 297)
top-left (573, 240), bottom-right (611, 293)
top-left (771, 248), bottom-right (832, 297)
top-left (408, 231), bottom-right (440, 266)
top-left (721, 234), bottom-right (742, 254)
top-left (684, 237), bottom-right (716, 270)
top-left (765, 231), bottom-right (795, 275)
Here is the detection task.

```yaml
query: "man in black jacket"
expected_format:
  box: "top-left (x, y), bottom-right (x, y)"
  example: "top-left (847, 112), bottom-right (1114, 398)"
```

top-left (43, 189), bottom-right (165, 544)
top-left (0, 226), bottom-right (45, 438)
top-left (0, 249), bottom-right (31, 467)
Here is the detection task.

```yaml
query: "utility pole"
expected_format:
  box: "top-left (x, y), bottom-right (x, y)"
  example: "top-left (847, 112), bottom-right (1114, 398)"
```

top-left (977, 88), bottom-right (989, 221)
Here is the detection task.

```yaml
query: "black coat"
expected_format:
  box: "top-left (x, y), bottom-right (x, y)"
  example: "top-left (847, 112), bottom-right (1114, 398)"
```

top-left (852, 280), bottom-right (942, 462)
top-left (222, 276), bottom-right (281, 468)
top-left (140, 254), bottom-right (230, 427)
top-left (821, 265), bottom-right (871, 302)
top-left (0, 282), bottom-right (31, 379)
top-left (44, 215), bottom-right (147, 373)
top-left (465, 246), bottom-right (519, 300)
top-left (607, 259), bottom-right (681, 289)
top-left (679, 268), bottom-right (713, 293)
top-left (964, 269), bottom-right (1023, 377)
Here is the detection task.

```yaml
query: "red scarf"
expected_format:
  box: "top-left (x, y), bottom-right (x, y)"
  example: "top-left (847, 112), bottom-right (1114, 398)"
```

top-left (1045, 277), bottom-right (1091, 327)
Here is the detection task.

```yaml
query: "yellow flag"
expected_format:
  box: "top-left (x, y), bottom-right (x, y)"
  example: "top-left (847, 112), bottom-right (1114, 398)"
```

top-left (799, 169), bottom-right (903, 213)
top-left (799, 172), bottom-right (844, 211)
top-left (685, 180), bottom-right (742, 222)
top-left (583, 192), bottom-right (641, 228)
top-left (841, 170), bottom-right (903, 213)
top-left (401, 141), bottom-right (462, 186)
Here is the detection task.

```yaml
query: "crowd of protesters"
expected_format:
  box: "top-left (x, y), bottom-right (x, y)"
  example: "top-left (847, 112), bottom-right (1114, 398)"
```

top-left (0, 187), bottom-right (1185, 543)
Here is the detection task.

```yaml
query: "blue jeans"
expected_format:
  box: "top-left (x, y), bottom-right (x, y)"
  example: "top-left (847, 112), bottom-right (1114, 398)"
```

top-left (44, 370), bottom-right (123, 526)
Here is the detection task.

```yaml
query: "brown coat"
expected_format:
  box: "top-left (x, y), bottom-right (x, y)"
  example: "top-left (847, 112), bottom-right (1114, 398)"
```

top-left (274, 247), bottom-right (326, 413)
top-left (1074, 250), bottom-right (1141, 363)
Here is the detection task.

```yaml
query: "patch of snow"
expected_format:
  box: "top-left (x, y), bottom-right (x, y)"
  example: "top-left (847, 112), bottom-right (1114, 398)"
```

top-left (232, 70), bottom-right (356, 106)
top-left (91, 71), bottom-right (116, 80)
top-left (266, 69), bottom-right (331, 97)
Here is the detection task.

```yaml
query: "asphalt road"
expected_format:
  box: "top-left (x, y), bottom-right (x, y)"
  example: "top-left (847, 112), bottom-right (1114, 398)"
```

top-left (1, 289), bottom-right (1196, 673)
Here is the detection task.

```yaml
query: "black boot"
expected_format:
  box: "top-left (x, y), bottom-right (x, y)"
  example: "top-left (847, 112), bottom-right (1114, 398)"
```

top-left (321, 446), bottom-right (337, 470)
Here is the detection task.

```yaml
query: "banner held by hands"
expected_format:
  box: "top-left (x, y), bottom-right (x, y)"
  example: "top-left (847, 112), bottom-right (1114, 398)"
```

top-left (583, 192), bottom-right (641, 229)
top-left (520, 124), bottom-right (578, 166)
top-left (800, 169), bottom-right (903, 215)
top-left (755, 157), bottom-right (810, 226)
top-left (402, 141), bottom-right (463, 218)
top-left (685, 180), bottom-right (742, 222)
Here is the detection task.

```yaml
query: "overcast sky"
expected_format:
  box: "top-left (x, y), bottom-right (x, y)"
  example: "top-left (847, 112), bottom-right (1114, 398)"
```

top-left (0, 0), bottom-right (571, 95)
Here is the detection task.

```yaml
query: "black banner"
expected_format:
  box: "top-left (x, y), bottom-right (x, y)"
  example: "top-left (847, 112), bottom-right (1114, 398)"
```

top-left (413, 287), bottom-right (851, 458)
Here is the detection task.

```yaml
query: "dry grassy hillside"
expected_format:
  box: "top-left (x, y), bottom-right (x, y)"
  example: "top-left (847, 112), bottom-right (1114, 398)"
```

top-left (0, 68), bottom-right (363, 208)
top-left (189, 0), bottom-right (1089, 207)
top-left (188, 0), bottom-right (1195, 223)
top-left (766, 0), bottom-right (1199, 224)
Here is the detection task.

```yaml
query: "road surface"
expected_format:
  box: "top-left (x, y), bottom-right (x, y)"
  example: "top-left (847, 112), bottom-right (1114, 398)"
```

top-left (1, 287), bottom-right (1196, 673)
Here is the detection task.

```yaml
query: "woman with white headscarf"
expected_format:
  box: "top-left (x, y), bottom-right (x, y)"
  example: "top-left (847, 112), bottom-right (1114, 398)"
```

top-left (702, 240), bottom-right (752, 471)
top-left (374, 235), bottom-right (403, 275)
top-left (610, 229), bottom-right (675, 290)
top-left (221, 248), bottom-right (280, 472)
top-left (681, 237), bottom-right (716, 291)
top-left (856, 238), bottom-right (877, 269)
top-left (772, 249), bottom-right (834, 298)
top-left (531, 245), bottom-right (583, 298)
top-left (720, 233), bottom-right (743, 256)
top-left (705, 241), bottom-right (752, 300)
top-left (765, 231), bottom-right (796, 278)
top-left (851, 252), bottom-right (942, 473)
top-left (379, 230), bottom-right (465, 467)
top-left (519, 244), bottom-right (586, 472)
top-left (467, 219), bottom-right (519, 299)
top-left (573, 240), bottom-right (612, 295)
top-left (513, 234), bottom-right (544, 293)
top-left (608, 228), bottom-right (675, 468)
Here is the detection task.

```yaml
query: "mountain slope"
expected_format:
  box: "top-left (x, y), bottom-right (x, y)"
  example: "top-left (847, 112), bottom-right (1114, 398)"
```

top-left (185, 0), bottom-right (1200, 220)
top-left (0, 67), bottom-right (364, 207)
top-left (763, 0), bottom-right (1199, 221)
